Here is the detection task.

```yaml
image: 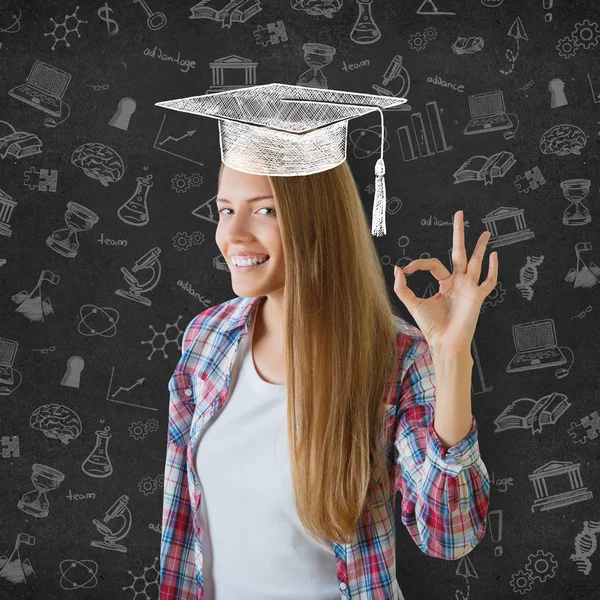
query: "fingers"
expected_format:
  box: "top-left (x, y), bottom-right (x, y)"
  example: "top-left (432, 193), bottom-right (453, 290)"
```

top-left (402, 257), bottom-right (451, 281)
top-left (480, 249), bottom-right (499, 293)
top-left (466, 230), bottom-right (492, 282)
top-left (394, 265), bottom-right (421, 314)
top-left (452, 210), bottom-right (467, 274)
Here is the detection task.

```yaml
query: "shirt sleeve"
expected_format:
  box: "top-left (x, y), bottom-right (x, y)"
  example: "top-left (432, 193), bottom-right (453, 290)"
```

top-left (394, 336), bottom-right (491, 560)
top-left (159, 315), bottom-right (202, 599)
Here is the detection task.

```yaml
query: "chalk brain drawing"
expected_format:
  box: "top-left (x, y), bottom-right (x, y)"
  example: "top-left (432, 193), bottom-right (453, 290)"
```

top-left (539, 124), bottom-right (587, 156)
top-left (71, 142), bottom-right (125, 186)
top-left (30, 403), bottom-right (83, 444)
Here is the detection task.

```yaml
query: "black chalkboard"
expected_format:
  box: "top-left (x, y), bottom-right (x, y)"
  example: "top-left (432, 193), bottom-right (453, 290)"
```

top-left (1, 0), bottom-right (600, 598)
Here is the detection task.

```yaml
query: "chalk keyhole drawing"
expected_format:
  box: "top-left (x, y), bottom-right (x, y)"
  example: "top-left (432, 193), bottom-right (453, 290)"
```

top-left (109, 97), bottom-right (137, 131)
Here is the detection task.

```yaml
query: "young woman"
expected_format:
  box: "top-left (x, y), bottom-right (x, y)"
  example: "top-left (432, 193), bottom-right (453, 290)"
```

top-left (159, 160), bottom-right (497, 600)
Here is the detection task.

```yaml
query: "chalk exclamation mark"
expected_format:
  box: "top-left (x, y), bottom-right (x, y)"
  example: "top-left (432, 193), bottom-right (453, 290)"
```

top-left (487, 509), bottom-right (504, 556)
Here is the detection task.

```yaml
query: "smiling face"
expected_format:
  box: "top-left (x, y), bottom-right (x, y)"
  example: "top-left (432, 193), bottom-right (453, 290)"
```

top-left (216, 163), bottom-right (285, 299)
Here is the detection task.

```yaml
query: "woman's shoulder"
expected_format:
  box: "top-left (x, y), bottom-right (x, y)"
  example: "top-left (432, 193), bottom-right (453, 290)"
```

top-left (181, 295), bottom-right (254, 353)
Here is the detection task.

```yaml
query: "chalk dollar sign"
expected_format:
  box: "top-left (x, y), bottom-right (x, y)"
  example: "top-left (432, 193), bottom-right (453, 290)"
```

top-left (98, 2), bottom-right (119, 36)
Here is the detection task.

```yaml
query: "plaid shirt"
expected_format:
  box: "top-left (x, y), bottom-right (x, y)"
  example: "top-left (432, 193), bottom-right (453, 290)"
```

top-left (160, 295), bottom-right (490, 600)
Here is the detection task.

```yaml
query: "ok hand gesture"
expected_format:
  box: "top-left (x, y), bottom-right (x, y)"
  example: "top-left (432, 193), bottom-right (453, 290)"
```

top-left (393, 210), bottom-right (498, 354)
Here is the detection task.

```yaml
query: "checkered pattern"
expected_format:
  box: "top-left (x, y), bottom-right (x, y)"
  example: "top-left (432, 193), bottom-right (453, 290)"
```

top-left (159, 295), bottom-right (490, 600)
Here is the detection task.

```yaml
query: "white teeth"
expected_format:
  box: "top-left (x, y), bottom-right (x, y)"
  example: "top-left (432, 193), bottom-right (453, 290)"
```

top-left (232, 256), bottom-right (269, 267)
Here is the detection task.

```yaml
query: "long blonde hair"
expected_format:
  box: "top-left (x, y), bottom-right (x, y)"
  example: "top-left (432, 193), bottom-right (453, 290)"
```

top-left (219, 160), bottom-right (406, 545)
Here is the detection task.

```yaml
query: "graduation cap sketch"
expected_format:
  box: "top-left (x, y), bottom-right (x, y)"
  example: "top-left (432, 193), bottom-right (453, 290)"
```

top-left (156, 83), bottom-right (408, 236)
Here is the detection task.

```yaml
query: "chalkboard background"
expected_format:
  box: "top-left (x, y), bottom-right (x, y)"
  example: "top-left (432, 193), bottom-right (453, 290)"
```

top-left (1, 0), bottom-right (600, 598)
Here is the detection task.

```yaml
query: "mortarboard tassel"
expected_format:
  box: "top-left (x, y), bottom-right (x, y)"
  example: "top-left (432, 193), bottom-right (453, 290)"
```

top-left (371, 108), bottom-right (387, 237)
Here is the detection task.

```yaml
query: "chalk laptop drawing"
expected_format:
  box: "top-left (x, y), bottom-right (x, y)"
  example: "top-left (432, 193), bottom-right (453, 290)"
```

top-left (8, 60), bottom-right (71, 118)
top-left (0, 337), bottom-right (18, 386)
top-left (464, 90), bottom-right (513, 135)
top-left (506, 319), bottom-right (567, 373)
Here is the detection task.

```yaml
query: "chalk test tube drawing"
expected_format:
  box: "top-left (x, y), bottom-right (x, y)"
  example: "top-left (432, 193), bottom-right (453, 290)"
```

top-left (47, 202), bottom-right (100, 258)
top-left (106, 365), bottom-right (157, 412)
top-left (515, 255), bottom-right (545, 301)
top-left (18, 463), bottom-right (65, 518)
top-left (349, 0), bottom-right (380, 44)
top-left (549, 78), bottom-right (568, 108)
top-left (12, 269), bottom-right (60, 322)
top-left (463, 91), bottom-right (517, 138)
top-left (30, 404), bottom-right (83, 444)
top-left (493, 392), bottom-right (571, 435)
top-left (117, 174), bottom-right (154, 226)
top-left (513, 167), bottom-right (546, 193)
top-left (500, 17), bottom-right (528, 76)
top-left (565, 242), bottom-right (600, 289)
top-left (8, 60), bottom-right (71, 125)
top-left (297, 42), bottom-right (335, 88)
top-left (0, 337), bottom-right (22, 396)
top-left (560, 179), bottom-right (592, 226)
top-left (90, 495), bottom-right (131, 553)
top-left (1, 435), bottom-right (20, 458)
top-left (115, 246), bottom-right (162, 306)
top-left (453, 150), bottom-right (516, 185)
top-left (482, 207), bottom-right (534, 249)
top-left (82, 426), bottom-right (113, 478)
top-left (570, 520), bottom-right (600, 576)
top-left (505, 318), bottom-right (573, 377)
top-left (396, 100), bottom-right (452, 161)
top-left (59, 558), bottom-right (99, 590)
top-left (78, 304), bottom-right (120, 337)
top-left (0, 533), bottom-right (36, 584)
top-left (71, 142), bottom-right (125, 186)
top-left (0, 120), bottom-right (42, 159)
top-left (61, 356), bottom-right (85, 388)
top-left (508, 550), bottom-right (558, 594)
top-left (24, 166), bottom-right (58, 192)
top-left (556, 19), bottom-right (600, 59)
top-left (540, 123), bottom-right (587, 156)
top-left (529, 460), bottom-right (593, 512)
top-left (109, 97), bottom-right (136, 131)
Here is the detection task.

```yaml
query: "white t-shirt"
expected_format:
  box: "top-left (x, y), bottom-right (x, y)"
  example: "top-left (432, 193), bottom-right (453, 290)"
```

top-left (194, 314), bottom-right (340, 600)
